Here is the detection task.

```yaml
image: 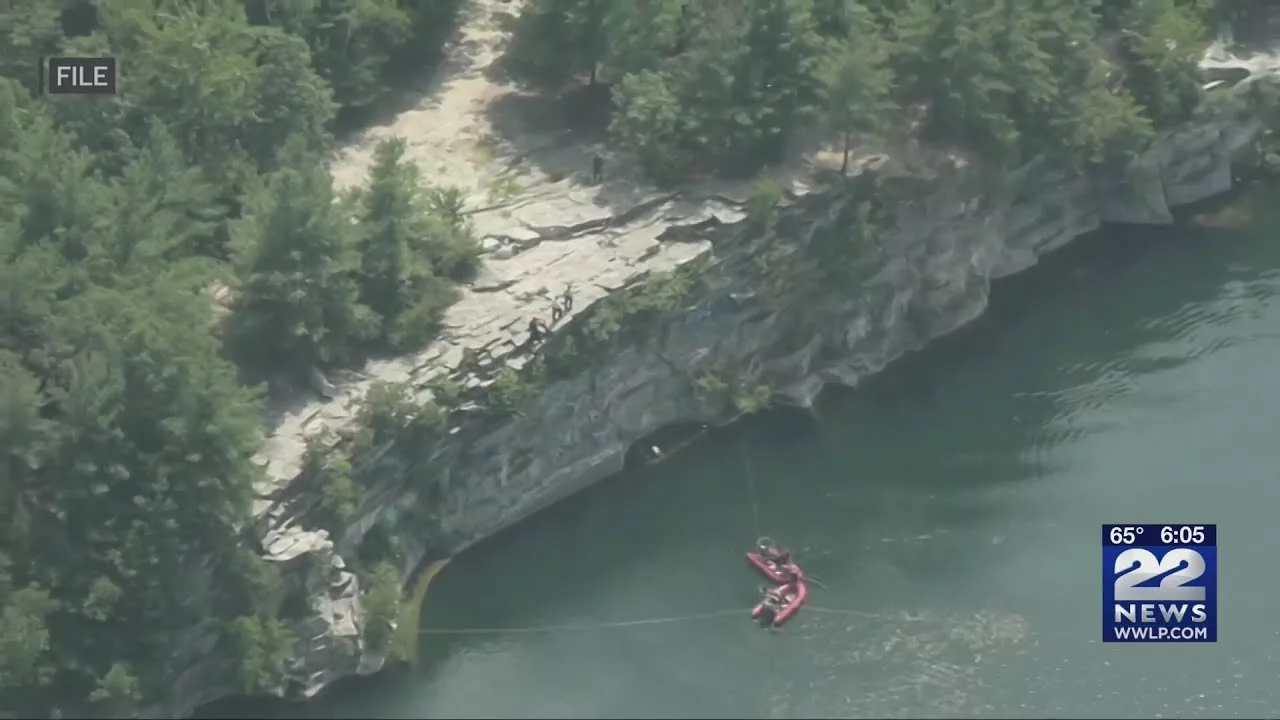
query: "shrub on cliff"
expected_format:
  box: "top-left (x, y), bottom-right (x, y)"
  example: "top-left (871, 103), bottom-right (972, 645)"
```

top-left (351, 381), bottom-right (448, 457)
top-left (300, 434), bottom-right (360, 532)
top-left (694, 370), bottom-right (773, 416)
top-left (361, 563), bottom-right (403, 657)
top-left (229, 615), bottom-right (295, 696)
top-left (487, 365), bottom-right (547, 417)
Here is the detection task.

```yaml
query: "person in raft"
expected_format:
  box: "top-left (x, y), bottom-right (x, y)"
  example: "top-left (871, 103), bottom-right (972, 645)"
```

top-left (776, 562), bottom-right (802, 585)
top-left (756, 537), bottom-right (792, 566)
top-left (760, 584), bottom-right (786, 614)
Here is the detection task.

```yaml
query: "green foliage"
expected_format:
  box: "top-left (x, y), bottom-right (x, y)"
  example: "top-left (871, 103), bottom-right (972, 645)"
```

top-left (229, 615), bottom-right (295, 695)
top-left (746, 178), bottom-right (785, 229)
top-left (425, 374), bottom-right (464, 408)
top-left (752, 241), bottom-right (817, 299)
top-left (819, 5), bottom-right (897, 173)
top-left (76, 1), bottom-right (336, 178)
top-left (1119, 0), bottom-right (1210, 128)
top-left (693, 370), bottom-right (730, 408)
top-left (0, 1), bottom-right (64, 95)
top-left (0, 587), bottom-right (58, 689)
top-left (610, 70), bottom-right (686, 184)
top-left (228, 137), bottom-right (374, 376)
top-left (693, 370), bottom-right (772, 415)
top-left (245, 0), bottom-right (465, 115)
top-left (509, 0), bottom-right (1206, 180)
top-left (541, 261), bottom-right (705, 381)
top-left (615, 0), bottom-right (831, 178)
top-left (585, 268), bottom-right (698, 344)
top-left (81, 577), bottom-right (124, 623)
top-left (350, 381), bottom-right (448, 461)
top-left (236, 550), bottom-right (286, 618)
top-left (88, 662), bottom-right (142, 717)
top-left (487, 366), bottom-right (546, 417)
top-left (734, 383), bottom-right (774, 414)
top-left (543, 332), bottom-right (591, 379)
top-left (487, 175), bottom-right (523, 204)
top-left (351, 139), bottom-right (479, 352)
top-left (810, 199), bottom-right (878, 282)
top-left (887, 0), bottom-right (1162, 165)
top-left (361, 563), bottom-right (402, 656)
top-left (0, 0), bottom-right (465, 710)
top-left (300, 435), bottom-right (359, 531)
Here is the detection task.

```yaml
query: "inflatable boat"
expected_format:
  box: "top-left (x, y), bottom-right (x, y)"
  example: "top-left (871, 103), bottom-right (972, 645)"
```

top-left (746, 537), bottom-right (795, 583)
top-left (745, 550), bottom-right (791, 583)
top-left (750, 580), bottom-right (809, 627)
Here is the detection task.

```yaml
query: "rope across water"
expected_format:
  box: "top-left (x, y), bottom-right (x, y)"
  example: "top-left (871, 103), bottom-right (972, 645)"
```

top-left (411, 447), bottom-right (883, 639)
top-left (416, 605), bottom-right (892, 636)
top-left (741, 441), bottom-right (762, 540)
top-left (417, 608), bottom-right (745, 635)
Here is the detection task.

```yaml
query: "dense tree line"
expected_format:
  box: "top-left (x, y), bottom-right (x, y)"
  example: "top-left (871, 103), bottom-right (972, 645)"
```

top-left (503, 0), bottom-right (1252, 181)
top-left (0, 0), bottom-right (470, 715)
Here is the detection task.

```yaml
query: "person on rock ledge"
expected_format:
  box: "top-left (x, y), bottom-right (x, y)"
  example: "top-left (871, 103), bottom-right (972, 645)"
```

top-left (527, 316), bottom-right (549, 345)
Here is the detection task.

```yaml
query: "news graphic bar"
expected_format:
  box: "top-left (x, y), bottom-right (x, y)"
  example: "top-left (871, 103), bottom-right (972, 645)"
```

top-left (1102, 524), bottom-right (1217, 643)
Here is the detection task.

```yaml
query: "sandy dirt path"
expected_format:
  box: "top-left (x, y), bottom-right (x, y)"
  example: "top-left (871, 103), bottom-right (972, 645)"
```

top-left (251, 0), bottom-right (740, 504)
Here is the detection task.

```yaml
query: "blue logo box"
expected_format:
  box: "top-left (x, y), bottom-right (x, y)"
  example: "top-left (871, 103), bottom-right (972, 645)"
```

top-left (1102, 524), bottom-right (1216, 643)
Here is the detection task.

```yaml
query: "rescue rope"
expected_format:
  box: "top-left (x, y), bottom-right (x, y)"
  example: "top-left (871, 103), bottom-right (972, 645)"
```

top-left (416, 606), bottom-right (903, 636)
top-left (740, 441), bottom-right (762, 539)
top-left (806, 606), bottom-right (893, 619)
top-left (417, 608), bottom-right (746, 635)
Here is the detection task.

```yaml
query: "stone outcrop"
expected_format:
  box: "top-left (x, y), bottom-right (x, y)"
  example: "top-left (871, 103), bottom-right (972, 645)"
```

top-left (154, 48), bottom-right (1280, 720)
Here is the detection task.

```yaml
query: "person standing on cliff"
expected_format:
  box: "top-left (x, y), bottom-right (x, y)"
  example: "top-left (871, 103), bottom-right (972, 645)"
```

top-left (561, 285), bottom-right (574, 312)
top-left (591, 153), bottom-right (604, 184)
top-left (528, 316), bottom-right (549, 345)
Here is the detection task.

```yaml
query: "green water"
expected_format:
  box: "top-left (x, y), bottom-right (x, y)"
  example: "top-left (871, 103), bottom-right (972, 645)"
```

top-left (223, 190), bottom-right (1280, 718)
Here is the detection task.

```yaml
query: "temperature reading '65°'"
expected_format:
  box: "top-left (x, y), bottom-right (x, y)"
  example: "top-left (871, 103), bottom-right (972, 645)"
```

top-left (1109, 526), bottom-right (1145, 545)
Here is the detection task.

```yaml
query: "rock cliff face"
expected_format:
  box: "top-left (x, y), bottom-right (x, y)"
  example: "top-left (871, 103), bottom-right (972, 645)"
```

top-left (379, 97), bottom-right (1269, 564)
top-left (161, 69), bottom-right (1278, 719)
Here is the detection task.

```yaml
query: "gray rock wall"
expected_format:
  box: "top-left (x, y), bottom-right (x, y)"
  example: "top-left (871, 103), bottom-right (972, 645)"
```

top-left (410, 114), bottom-right (1250, 561)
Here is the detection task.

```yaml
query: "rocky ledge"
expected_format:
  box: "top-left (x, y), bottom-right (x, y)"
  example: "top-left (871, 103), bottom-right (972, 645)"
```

top-left (155, 48), bottom-right (1280, 719)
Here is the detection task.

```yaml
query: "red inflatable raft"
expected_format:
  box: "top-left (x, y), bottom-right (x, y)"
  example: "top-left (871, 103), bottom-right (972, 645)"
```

top-left (746, 550), bottom-right (791, 583)
top-left (750, 579), bottom-right (809, 627)
top-left (746, 537), bottom-right (795, 584)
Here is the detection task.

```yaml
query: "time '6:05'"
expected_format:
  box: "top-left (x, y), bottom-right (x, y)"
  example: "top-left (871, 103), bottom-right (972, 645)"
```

top-left (1161, 525), bottom-right (1205, 544)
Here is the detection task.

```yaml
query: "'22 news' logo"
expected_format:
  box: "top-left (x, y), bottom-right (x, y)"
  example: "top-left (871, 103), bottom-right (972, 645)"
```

top-left (1102, 524), bottom-right (1217, 643)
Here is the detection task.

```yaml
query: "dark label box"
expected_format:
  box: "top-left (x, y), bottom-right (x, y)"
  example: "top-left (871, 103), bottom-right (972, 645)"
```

top-left (45, 57), bottom-right (117, 96)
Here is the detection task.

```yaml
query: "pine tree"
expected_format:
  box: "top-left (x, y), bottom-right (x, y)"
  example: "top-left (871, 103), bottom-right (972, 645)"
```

top-left (229, 137), bottom-right (372, 375)
top-left (820, 3), bottom-right (896, 174)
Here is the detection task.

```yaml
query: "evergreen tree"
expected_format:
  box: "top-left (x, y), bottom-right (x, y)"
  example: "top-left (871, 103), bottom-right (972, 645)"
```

top-left (229, 138), bottom-right (372, 376)
top-left (1120, 0), bottom-right (1209, 127)
top-left (353, 138), bottom-right (464, 350)
top-left (819, 3), bottom-right (896, 174)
